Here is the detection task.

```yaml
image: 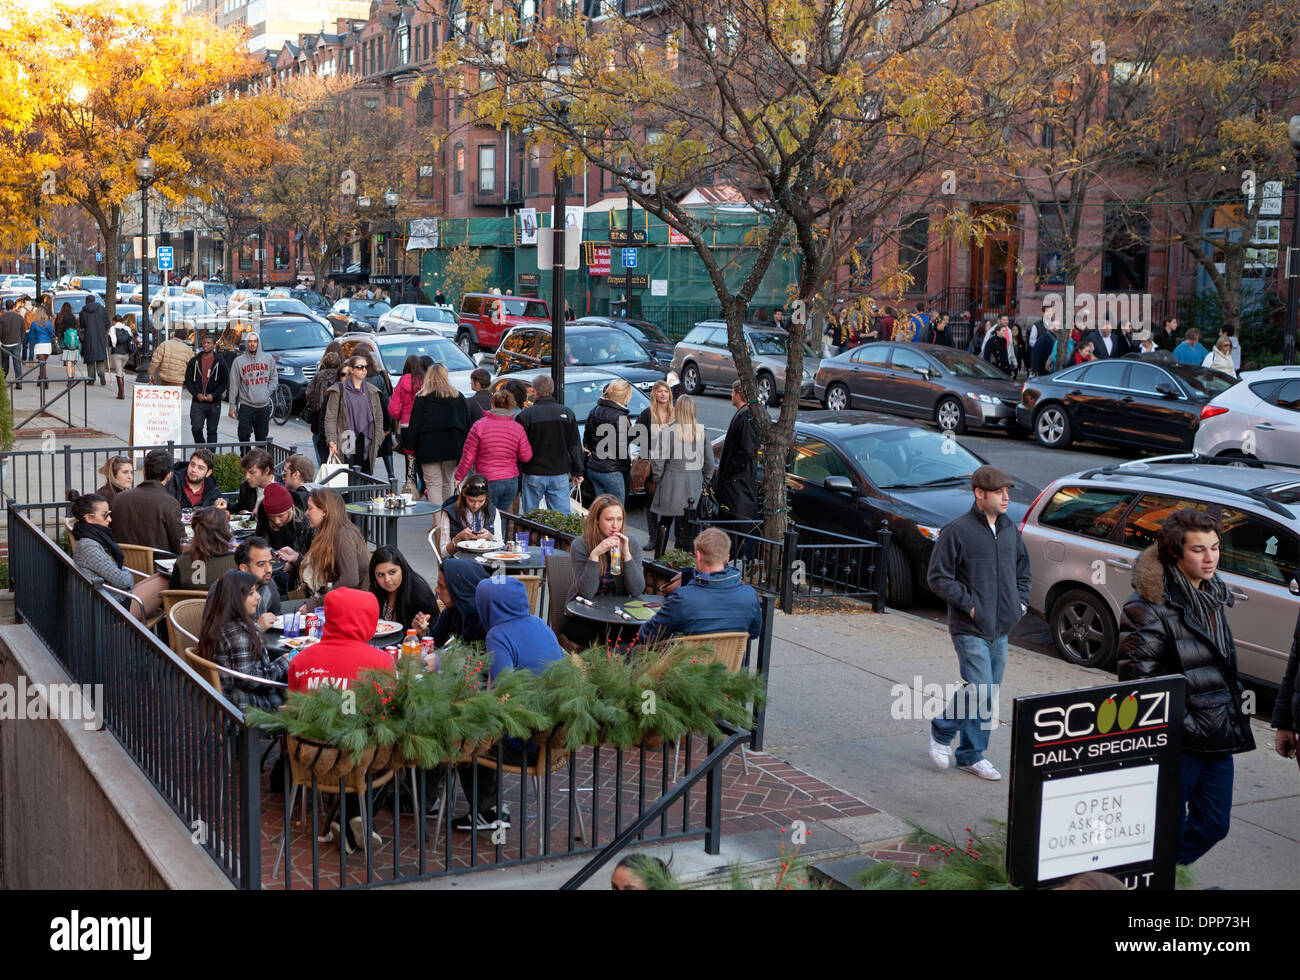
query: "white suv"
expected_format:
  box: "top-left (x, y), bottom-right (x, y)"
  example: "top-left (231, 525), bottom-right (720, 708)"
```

top-left (1194, 366), bottom-right (1300, 462)
top-left (1019, 455), bottom-right (1299, 688)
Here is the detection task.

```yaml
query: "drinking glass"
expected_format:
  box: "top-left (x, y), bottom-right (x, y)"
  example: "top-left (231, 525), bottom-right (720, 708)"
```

top-left (516, 531), bottom-right (531, 550)
top-left (540, 536), bottom-right (555, 558)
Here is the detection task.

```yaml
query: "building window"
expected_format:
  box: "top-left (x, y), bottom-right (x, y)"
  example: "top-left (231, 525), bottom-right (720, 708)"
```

top-left (454, 145), bottom-right (464, 194)
top-left (478, 145), bottom-right (497, 193)
top-left (1103, 203), bottom-right (1150, 291)
top-left (899, 212), bottom-right (929, 294)
top-left (1035, 202), bottom-right (1071, 288)
top-left (417, 88), bottom-right (435, 125)
top-left (398, 27), bottom-right (410, 65)
top-left (418, 164), bottom-right (436, 199)
top-left (528, 145), bottom-right (540, 195)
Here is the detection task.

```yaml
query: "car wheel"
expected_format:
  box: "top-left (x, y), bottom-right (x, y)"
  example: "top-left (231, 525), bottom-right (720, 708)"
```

top-left (1049, 589), bottom-right (1117, 669)
top-left (756, 371), bottom-right (778, 407)
top-left (681, 363), bottom-right (703, 396)
top-left (456, 331), bottom-right (476, 356)
top-left (824, 382), bottom-right (850, 412)
top-left (935, 396), bottom-right (966, 434)
top-left (1033, 403), bottom-right (1072, 448)
top-left (885, 542), bottom-right (914, 608)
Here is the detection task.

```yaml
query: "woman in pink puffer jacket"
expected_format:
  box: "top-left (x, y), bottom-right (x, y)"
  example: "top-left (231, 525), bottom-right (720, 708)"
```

top-left (454, 388), bottom-right (533, 517)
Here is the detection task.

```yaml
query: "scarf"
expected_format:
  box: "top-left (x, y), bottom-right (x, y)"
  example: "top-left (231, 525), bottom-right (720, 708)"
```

top-left (343, 382), bottom-right (373, 448)
top-left (71, 520), bottom-right (125, 570)
top-left (1164, 564), bottom-right (1235, 664)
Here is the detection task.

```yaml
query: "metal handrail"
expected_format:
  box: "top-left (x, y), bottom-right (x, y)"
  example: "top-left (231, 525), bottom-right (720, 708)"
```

top-left (559, 722), bottom-right (750, 890)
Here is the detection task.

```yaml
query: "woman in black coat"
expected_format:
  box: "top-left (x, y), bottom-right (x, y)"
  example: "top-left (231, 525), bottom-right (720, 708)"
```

top-left (405, 362), bottom-right (470, 508)
top-left (1274, 606), bottom-right (1300, 768)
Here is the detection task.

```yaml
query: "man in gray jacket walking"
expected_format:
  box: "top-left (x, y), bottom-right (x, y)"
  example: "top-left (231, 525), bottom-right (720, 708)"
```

top-left (228, 332), bottom-right (278, 449)
top-left (925, 465), bottom-right (1031, 780)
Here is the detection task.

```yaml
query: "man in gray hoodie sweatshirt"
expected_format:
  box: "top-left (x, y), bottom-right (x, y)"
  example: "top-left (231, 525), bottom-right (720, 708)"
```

top-left (228, 332), bottom-right (278, 448)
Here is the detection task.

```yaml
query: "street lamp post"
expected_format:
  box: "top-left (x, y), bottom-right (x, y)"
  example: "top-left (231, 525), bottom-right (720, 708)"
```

top-left (134, 153), bottom-right (157, 382)
top-left (1284, 115), bottom-right (1300, 367)
top-left (385, 189), bottom-right (399, 296)
top-left (546, 52), bottom-right (573, 405)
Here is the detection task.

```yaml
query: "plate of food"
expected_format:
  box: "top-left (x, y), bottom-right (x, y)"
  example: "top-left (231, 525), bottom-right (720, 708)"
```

top-left (374, 620), bottom-right (403, 638)
top-left (154, 557), bottom-right (176, 574)
top-left (282, 635), bottom-right (319, 651)
top-left (479, 551), bottom-right (526, 562)
top-left (456, 538), bottom-right (505, 553)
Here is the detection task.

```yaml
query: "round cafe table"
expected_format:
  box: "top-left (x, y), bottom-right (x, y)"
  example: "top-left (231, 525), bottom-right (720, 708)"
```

top-left (455, 544), bottom-right (547, 574)
top-left (564, 593), bottom-right (663, 646)
top-left (345, 499), bottom-right (440, 546)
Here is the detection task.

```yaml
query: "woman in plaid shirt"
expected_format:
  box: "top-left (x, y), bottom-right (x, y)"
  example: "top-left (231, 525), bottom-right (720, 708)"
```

top-left (196, 570), bottom-right (289, 712)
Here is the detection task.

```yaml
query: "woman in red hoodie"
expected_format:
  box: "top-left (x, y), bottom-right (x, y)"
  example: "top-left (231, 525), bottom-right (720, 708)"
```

top-left (387, 354), bottom-right (426, 490)
top-left (453, 389), bottom-right (532, 518)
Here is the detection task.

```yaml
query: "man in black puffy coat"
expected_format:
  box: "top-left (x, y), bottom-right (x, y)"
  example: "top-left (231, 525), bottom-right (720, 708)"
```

top-left (1118, 509), bottom-right (1256, 865)
top-left (1273, 604), bottom-right (1299, 770)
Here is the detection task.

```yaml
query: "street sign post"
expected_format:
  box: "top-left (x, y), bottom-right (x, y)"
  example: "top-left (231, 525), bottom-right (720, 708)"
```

top-left (1007, 676), bottom-right (1185, 890)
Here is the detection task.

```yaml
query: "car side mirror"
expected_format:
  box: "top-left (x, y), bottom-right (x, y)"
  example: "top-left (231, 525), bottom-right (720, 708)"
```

top-left (474, 352), bottom-right (495, 367)
top-left (824, 475), bottom-right (857, 496)
top-left (1290, 578), bottom-right (1299, 596)
top-left (1155, 383), bottom-right (1178, 398)
top-left (912, 366), bottom-right (931, 379)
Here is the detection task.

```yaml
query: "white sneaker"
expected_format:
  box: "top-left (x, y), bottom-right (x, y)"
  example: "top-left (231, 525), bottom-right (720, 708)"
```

top-left (958, 759), bottom-right (1002, 781)
top-left (928, 734), bottom-right (952, 770)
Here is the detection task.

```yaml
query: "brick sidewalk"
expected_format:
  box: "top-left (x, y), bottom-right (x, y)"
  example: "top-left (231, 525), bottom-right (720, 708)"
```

top-left (262, 735), bottom-right (880, 890)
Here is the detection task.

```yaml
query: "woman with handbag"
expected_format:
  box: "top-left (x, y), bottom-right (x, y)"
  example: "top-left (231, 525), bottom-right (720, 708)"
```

top-left (635, 380), bottom-right (673, 533)
top-left (25, 306), bottom-right (58, 383)
top-left (648, 395), bottom-right (715, 558)
top-left (107, 315), bottom-right (137, 398)
top-left (387, 354), bottom-right (427, 495)
top-left (323, 356), bottom-right (384, 476)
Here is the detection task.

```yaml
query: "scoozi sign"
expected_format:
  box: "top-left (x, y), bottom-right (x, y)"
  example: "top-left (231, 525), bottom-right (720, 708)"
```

top-left (1007, 675), bottom-right (1185, 890)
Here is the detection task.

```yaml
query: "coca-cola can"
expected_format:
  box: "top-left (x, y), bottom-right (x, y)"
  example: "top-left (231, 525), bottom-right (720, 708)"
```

top-left (305, 614), bottom-right (319, 637)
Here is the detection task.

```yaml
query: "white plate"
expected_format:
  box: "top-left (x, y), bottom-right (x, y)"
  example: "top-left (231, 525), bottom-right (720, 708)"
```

top-left (155, 558), bottom-right (176, 573)
top-left (479, 551), bottom-right (526, 562)
top-left (374, 619), bottom-right (403, 637)
top-left (282, 635), bottom-right (319, 651)
top-left (457, 539), bottom-right (504, 552)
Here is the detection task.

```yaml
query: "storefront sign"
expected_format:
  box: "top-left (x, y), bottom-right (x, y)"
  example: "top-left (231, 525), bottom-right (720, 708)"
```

top-left (588, 245), bottom-right (611, 275)
top-left (1007, 676), bottom-right (1185, 890)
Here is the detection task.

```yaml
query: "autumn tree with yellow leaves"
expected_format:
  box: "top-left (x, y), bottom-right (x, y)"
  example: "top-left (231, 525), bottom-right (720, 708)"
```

top-left (0, 0), bottom-right (271, 322)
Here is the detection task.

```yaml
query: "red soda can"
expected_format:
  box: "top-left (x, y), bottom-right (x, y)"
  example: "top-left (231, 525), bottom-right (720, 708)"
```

top-left (305, 614), bottom-right (319, 638)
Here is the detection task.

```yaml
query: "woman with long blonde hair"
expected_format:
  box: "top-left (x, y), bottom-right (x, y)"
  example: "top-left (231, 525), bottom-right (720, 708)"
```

top-left (406, 361), bottom-right (470, 508)
top-left (648, 394), bottom-right (714, 556)
top-left (633, 379), bottom-right (674, 530)
top-left (562, 493), bottom-right (646, 647)
top-left (583, 378), bottom-right (634, 504)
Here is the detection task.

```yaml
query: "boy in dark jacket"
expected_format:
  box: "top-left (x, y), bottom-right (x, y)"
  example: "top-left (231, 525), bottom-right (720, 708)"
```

top-left (166, 449), bottom-right (224, 509)
top-left (184, 332), bottom-right (229, 444)
top-left (1118, 509), bottom-right (1256, 864)
top-left (925, 466), bottom-right (1031, 781)
top-left (636, 528), bottom-right (761, 646)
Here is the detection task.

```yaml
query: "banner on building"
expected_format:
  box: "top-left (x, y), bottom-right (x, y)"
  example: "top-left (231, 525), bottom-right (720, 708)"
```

top-left (518, 208), bottom-right (539, 246)
top-left (407, 218), bottom-right (440, 250)
top-left (588, 245), bottom-right (611, 275)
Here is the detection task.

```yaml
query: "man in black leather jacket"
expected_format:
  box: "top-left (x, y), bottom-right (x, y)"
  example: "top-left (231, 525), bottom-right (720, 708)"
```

top-left (1118, 509), bottom-right (1256, 865)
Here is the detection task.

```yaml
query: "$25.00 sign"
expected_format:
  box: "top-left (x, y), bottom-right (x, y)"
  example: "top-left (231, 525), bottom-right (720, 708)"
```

top-left (131, 385), bottom-right (184, 447)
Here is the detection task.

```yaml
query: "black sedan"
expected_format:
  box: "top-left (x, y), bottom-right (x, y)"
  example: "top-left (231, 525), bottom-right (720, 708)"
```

top-left (326, 298), bottom-right (390, 335)
top-left (1016, 355), bottom-right (1237, 452)
top-left (572, 315), bottom-right (676, 372)
top-left (814, 341), bottom-right (1024, 434)
top-left (711, 411), bottom-right (1039, 609)
top-left (494, 323), bottom-right (666, 396)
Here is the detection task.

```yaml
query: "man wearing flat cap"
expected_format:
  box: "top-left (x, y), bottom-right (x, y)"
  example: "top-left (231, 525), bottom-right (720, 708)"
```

top-left (925, 465), bottom-right (1032, 781)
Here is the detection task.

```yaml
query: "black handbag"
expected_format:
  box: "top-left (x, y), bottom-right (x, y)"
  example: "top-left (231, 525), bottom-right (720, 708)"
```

top-left (696, 484), bottom-right (720, 521)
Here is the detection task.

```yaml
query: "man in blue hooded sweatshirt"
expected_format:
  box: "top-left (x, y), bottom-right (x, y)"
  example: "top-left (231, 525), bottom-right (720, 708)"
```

top-left (635, 528), bottom-right (762, 647)
top-left (450, 575), bottom-right (565, 833)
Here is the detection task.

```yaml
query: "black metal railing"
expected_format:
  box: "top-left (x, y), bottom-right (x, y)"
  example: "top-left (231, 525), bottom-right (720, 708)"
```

top-left (3, 369), bottom-right (92, 433)
top-left (0, 439), bottom-right (298, 539)
top-left (6, 500), bottom-right (260, 888)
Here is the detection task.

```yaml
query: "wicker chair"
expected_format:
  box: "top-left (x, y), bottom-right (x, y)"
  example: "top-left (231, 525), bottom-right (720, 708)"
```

top-left (544, 551), bottom-right (573, 636)
top-left (167, 599), bottom-right (207, 658)
top-left (516, 574), bottom-right (542, 618)
top-left (120, 543), bottom-right (163, 578)
top-left (162, 588), bottom-right (207, 619)
top-left (668, 631), bottom-right (753, 778)
top-left (468, 730), bottom-right (587, 848)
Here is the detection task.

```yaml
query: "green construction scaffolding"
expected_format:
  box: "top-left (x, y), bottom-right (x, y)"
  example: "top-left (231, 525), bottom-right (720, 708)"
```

top-left (418, 206), bottom-right (800, 338)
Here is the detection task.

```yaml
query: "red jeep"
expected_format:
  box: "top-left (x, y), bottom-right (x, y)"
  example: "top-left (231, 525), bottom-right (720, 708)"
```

top-left (456, 293), bottom-right (551, 355)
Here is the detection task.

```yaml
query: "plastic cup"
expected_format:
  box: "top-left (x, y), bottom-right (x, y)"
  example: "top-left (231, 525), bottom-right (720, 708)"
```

top-left (540, 536), bottom-right (555, 558)
top-left (516, 531), bottom-right (531, 549)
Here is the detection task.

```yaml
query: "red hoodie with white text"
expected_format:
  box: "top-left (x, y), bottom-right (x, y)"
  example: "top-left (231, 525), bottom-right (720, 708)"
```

top-left (288, 588), bottom-right (394, 692)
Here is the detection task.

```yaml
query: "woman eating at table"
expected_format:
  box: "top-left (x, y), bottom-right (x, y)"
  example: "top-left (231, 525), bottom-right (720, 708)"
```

top-left (170, 506), bottom-right (237, 591)
top-left (563, 493), bottom-right (645, 648)
top-left (95, 455), bottom-right (134, 506)
top-left (195, 570), bottom-right (289, 713)
top-left (440, 474), bottom-right (502, 558)
top-left (278, 487), bottom-right (371, 600)
top-left (431, 557), bottom-right (490, 646)
top-left (65, 489), bottom-right (166, 621)
top-left (367, 545), bottom-right (438, 637)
